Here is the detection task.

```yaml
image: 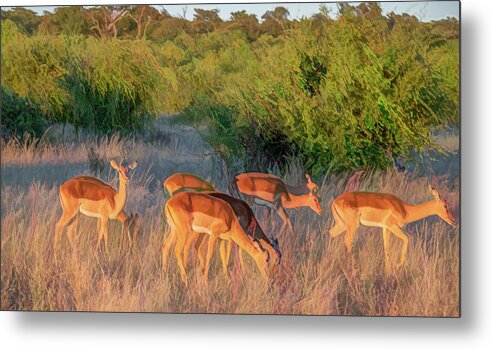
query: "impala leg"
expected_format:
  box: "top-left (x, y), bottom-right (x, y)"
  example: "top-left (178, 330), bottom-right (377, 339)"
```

top-left (275, 205), bottom-right (292, 234)
top-left (116, 213), bottom-right (128, 253)
top-left (173, 228), bottom-right (188, 286)
top-left (96, 218), bottom-right (103, 249)
top-left (183, 232), bottom-right (199, 268)
top-left (382, 227), bottom-right (391, 273)
top-left (238, 248), bottom-right (245, 271)
top-left (66, 213), bottom-right (79, 254)
top-left (344, 225), bottom-right (357, 253)
top-left (204, 234), bottom-right (218, 282)
top-left (219, 240), bottom-right (229, 277)
top-left (54, 208), bottom-right (78, 260)
top-left (100, 216), bottom-right (109, 256)
top-left (329, 223), bottom-right (345, 238)
top-left (344, 230), bottom-right (355, 256)
top-left (388, 225), bottom-right (409, 268)
top-left (96, 221), bottom-right (103, 252)
top-left (161, 225), bottom-right (176, 271)
top-left (225, 239), bottom-right (233, 266)
top-left (197, 235), bottom-right (208, 271)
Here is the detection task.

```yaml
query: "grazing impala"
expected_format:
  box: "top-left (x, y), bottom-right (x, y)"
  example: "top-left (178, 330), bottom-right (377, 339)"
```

top-left (183, 192), bottom-right (281, 275)
top-left (162, 173), bottom-right (280, 274)
top-left (54, 160), bottom-right (138, 258)
top-left (163, 173), bottom-right (215, 196)
top-left (161, 192), bottom-right (270, 286)
top-left (329, 185), bottom-right (457, 271)
top-left (231, 173), bottom-right (322, 233)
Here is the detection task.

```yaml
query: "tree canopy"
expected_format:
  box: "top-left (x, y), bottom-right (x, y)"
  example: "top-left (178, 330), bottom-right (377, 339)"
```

top-left (1, 3), bottom-right (459, 173)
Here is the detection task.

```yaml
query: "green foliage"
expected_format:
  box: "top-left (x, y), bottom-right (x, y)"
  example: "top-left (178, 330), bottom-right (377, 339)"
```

top-left (185, 3), bottom-right (460, 173)
top-left (228, 11), bottom-right (260, 42)
top-left (1, 4), bottom-right (459, 173)
top-left (1, 7), bottom-right (41, 35)
top-left (1, 22), bottom-right (173, 134)
top-left (295, 52), bottom-right (327, 97)
top-left (1, 87), bottom-right (48, 138)
top-left (51, 7), bottom-right (91, 35)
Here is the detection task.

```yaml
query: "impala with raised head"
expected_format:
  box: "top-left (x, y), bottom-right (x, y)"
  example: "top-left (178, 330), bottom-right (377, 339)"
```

top-left (163, 173), bottom-right (215, 197)
top-left (161, 191), bottom-right (271, 286)
top-left (230, 172), bottom-right (322, 234)
top-left (329, 185), bottom-right (457, 271)
top-left (54, 159), bottom-right (139, 258)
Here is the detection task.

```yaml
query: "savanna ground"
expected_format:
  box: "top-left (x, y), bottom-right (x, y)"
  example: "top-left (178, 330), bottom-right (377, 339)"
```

top-left (0, 117), bottom-right (459, 316)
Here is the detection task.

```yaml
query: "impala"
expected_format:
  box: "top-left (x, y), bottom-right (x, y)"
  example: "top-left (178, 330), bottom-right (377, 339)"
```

top-left (230, 172), bottom-right (322, 233)
top-left (161, 191), bottom-right (270, 285)
top-left (162, 173), bottom-right (281, 274)
top-left (329, 185), bottom-right (457, 271)
top-left (54, 160), bottom-right (138, 258)
top-left (184, 192), bottom-right (281, 276)
top-left (163, 173), bottom-right (215, 196)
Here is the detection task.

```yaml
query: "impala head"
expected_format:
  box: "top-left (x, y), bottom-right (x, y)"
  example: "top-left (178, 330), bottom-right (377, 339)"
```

top-left (308, 191), bottom-right (323, 215)
top-left (429, 185), bottom-right (457, 226)
top-left (110, 159), bottom-right (138, 182)
top-left (253, 240), bottom-right (270, 277)
top-left (305, 173), bottom-right (319, 193)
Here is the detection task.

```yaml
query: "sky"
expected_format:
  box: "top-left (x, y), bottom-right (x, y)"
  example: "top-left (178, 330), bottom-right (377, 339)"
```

top-left (2, 1), bottom-right (460, 22)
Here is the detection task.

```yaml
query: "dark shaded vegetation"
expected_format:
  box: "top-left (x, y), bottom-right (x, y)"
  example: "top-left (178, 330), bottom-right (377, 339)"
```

top-left (0, 88), bottom-right (48, 138)
top-left (1, 3), bottom-right (459, 173)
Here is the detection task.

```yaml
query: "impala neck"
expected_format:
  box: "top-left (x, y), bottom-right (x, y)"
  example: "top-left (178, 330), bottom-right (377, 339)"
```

top-left (284, 183), bottom-right (310, 196)
top-left (281, 192), bottom-right (311, 209)
top-left (115, 174), bottom-right (128, 214)
top-left (403, 200), bottom-right (439, 224)
top-left (233, 221), bottom-right (262, 257)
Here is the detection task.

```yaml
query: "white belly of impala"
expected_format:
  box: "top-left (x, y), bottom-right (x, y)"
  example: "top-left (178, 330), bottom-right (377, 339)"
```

top-left (360, 218), bottom-right (386, 228)
top-left (192, 224), bottom-right (211, 235)
top-left (80, 207), bottom-right (102, 219)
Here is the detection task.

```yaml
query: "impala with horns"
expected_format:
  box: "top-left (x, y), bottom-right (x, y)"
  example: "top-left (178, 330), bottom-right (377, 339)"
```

top-left (329, 185), bottom-right (457, 271)
top-left (230, 172), bottom-right (322, 234)
top-left (54, 160), bottom-right (139, 258)
top-left (162, 191), bottom-right (271, 286)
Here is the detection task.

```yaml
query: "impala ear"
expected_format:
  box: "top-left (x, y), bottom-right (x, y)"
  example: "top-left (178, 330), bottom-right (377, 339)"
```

top-left (429, 184), bottom-right (440, 200)
top-left (305, 173), bottom-right (311, 182)
top-left (127, 161), bottom-right (138, 170)
top-left (110, 159), bottom-right (119, 170)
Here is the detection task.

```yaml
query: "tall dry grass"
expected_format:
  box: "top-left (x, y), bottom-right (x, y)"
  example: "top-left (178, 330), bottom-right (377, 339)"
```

top-left (0, 119), bottom-right (459, 316)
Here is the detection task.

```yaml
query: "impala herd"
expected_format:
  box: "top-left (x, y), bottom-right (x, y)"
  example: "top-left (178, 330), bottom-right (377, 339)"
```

top-left (53, 159), bottom-right (457, 285)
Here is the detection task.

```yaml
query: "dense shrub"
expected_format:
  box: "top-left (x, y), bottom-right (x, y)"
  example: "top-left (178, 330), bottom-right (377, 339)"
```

top-left (0, 88), bottom-right (48, 138)
top-left (1, 20), bottom-right (174, 134)
top-left (1, 4), bottom-right (459, 173)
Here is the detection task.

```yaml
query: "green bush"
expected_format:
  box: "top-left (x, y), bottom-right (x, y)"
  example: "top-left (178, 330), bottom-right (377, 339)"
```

top-left (1, 5), bottom-right (459, 174)
top-left (1, 88), bottom-right (48, 138)
top-left (1, 21), bottom-right (172, 134)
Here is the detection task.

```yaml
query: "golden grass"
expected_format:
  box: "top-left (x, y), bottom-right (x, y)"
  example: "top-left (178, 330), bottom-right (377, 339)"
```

top-left (0, 123), bottom-right (459, 316)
